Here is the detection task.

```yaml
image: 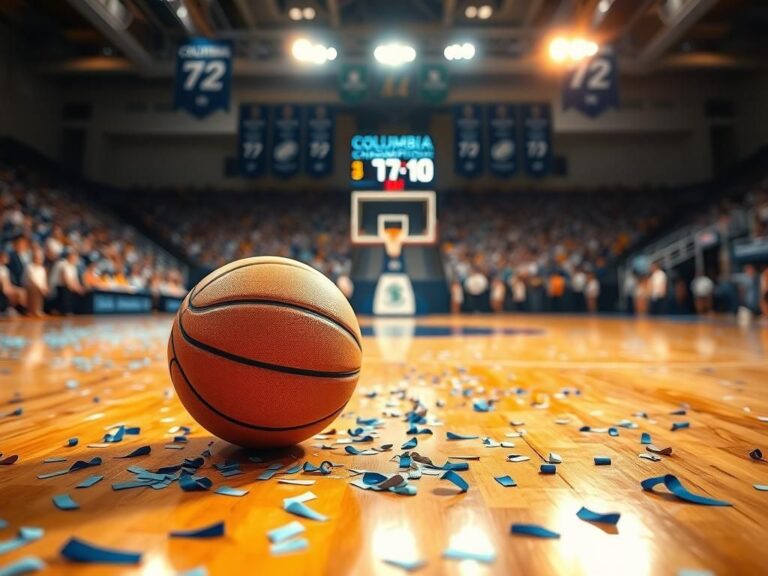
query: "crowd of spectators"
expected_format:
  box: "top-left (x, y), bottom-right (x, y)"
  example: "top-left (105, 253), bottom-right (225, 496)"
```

top-left (0, 164), bottom-right (186, 317)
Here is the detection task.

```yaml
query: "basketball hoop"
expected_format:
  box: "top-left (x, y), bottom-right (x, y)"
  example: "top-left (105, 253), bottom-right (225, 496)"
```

top-left (383, 227), bottom-right (404, 259)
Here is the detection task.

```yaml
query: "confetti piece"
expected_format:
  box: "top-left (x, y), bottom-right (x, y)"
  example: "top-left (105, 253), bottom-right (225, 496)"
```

top-left (671, 422), bottom-right (690, 431)
top-left (170, 522), bottom-right (224, 539)
top-left (303, 461), bottom-right (332, 475)
top-left (495, 475), bottom-right (517, 487)
top-left (70, 457), bottom-right (102, 472)
top-left (759, 416), bottom-right (768, 423)
top-left (641, 433), bottom-right (652, 445)
top-left (608, 428), bottom-right (619, 437)
top-left (284, 500), bottom-right (328, 522)
top-left (548, 453), bottom-right (562, 464)
top-left (267, 521), bottom-right (305, 543)
top-left (509, 420), bottom-right (525, 426)
top-left (440, 470), bottom-right (469, 492)
top-left (406, 426), bottom-right (432, 435)
top-left (0, 521), bottom-right (5, 530)
top-left (180, 475), bottom-right (212, 492)
top-left (104, 426), bottom-right (125, 443)
top-left (344, 446), bottom-right (377, 456)
top-left (670, 409), bottom-right (687, 416)
top-left (507, 455), bottom-right (530, 463)
top-left (0, 556), bottom-right (46, 576)
top-left (443, 547), bottom-right (496, 564)
top-left (594, 456), bottom-right (612, 466)
top-left (540, 464), bottom-right (557, 474)
top-left (278, 479), bottom-right (315, 486)
top-left (66, 438), bottom-right (80, 448)
top-left (177, 567), bottom-right (208, 576)
top-left (511, 523), bottom-right (560, 539)
top-left (283, 491), bottom-right (316, 506)
top-left (472, 399), bottom-right (492, 412)
top-left (76, 475), bottom-right (103, 489)
top-left (215, 486), bottom-right (249, 496)
top-left (381, 557), bottom-right (427, 572)
top-left (647, 445), bottom-right (672, 456)
top-left (446, 432), bottom-right (478, 441)
top-left (43, 457), bottom-right (67, 464)
top-left (270, 538), bottom-right (309, 555)
top-left (401, 437), bottom-right (417, 450)
top-left (754, 485), bottom-right (768, 491)
top-left (749, 448), bottom-right (764, 461)
top-left (52, 494), bottom-right (79, 511)
top-left (641, 474), bottom-right (731, 506)
top-left (60, 537), bottom-right (141, 564)
top-left (576, 506), bottom-right (621, 525)
top-left (0, 528), bottom-right (44, 555)
top-left (116, 446), bottom-right (151, 458)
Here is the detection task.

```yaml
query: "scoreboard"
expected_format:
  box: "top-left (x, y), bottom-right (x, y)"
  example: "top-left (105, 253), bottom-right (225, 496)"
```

top-left (350, 134), bottom-right (435, 190)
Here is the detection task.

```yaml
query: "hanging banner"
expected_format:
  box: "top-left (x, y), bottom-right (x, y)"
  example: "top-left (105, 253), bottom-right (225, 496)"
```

top-left (521, 103), bottom-right (552, 177)
top-left (487, 103), bottom-right (518, 177)
top-left (238, 104), bottom-right (268, 178)
top-left (563, 47), bottom-right (619, 118)
top-left (271, 104), bottom-right (301, 177)
top-left (174, 38), bottom-right (233, 118)
top-left (454, 104), bottom-right (483, 178)
top-left (339, 64), bottom-right (369, 103)
top-left (420, 64), bottom-right (449, 103)
top-left (305, 105), bottom-right (335, 177)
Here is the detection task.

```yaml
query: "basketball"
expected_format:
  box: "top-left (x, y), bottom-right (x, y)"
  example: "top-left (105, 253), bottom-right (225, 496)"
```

top-left (167, 256), bottom-right (362, 448)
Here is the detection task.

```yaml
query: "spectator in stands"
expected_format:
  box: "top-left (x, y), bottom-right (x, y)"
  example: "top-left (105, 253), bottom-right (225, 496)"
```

top-left (585, 272), bottom-right (600, 313)
top-left (634, 274), bottom-right (649, 315)
top-left (49, 250), bottom-right (85, 315)
top-left (760, 266), bottom-right (768, 318)
top-left (22, 245), bottom-right (48, 317)
top-left (490, 277), bottom-right (505, 313)
top-left (509, 274), bottom-right (527, 312)
top-left (571, 267), bottom-right (587, 312)
top-left (623, 270), bottom-right (637, 314)
top-left (82, 261), bottom-right (103, 291)
top-left (691, 272), bottom-right (715, 315)
top-left (547, 270), bottom-right (566, 312)
top-left (450, 280), bottom-right (463, 314)
top-left (7, 235), bottom-right (29, 287)
top-left (649, 262), bottom-right (668, 315)
top-left (0, 251), bottom-right (24, 314)
top-left (464, 268), bottom-right (489, 312)
top-left (738, 264), bottom-right (761, 314)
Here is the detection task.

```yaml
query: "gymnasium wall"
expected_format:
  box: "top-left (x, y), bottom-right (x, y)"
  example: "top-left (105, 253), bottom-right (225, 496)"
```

top-left (0, 23), bottom-right (60, 159)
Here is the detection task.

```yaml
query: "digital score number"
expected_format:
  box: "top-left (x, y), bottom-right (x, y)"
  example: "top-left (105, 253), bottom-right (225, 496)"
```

top-left (350, 134), bottom-right (435, 190)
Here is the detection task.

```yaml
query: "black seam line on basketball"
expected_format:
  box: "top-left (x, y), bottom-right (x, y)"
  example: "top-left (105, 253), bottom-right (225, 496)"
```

top-left (169, 331), bottom-right (349, 431)
top-left (178, 310), bottom-right (361, 378)
top-left (187, 298), bottom-right (362, 351)
top-left (191, 259), bottom-right (317, 307)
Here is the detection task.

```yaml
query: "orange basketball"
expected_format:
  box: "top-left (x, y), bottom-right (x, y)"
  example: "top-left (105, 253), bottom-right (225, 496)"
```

top-left (168, 256), bottom-right (361, 448)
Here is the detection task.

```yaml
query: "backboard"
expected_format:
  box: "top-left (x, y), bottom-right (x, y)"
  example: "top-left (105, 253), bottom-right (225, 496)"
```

top-left (350, 191), bottom-right (437, 245)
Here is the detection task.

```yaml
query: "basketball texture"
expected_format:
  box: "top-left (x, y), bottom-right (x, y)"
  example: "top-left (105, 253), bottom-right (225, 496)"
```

top-left (168, 256), bottom-right (362, 448)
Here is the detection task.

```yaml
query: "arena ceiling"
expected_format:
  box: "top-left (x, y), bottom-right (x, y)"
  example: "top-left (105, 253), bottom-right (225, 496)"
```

top-left (0, 0), bottom-right (765, 76)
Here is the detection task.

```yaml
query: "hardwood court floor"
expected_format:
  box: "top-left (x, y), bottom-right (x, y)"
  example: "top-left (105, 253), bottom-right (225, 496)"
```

top-left (0, 314), bottom-right (767, 575)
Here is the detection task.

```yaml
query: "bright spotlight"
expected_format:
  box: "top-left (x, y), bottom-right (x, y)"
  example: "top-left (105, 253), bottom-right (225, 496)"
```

top-left (176, 6), bottom-right (188, 19)
top-left (477, 5), bottom-right (493, 19)
top-left (465, 5), bottom-right (478, 18)
top-left (288, 7), bottom-right (302, 20)
top-left (374, 42), bottom-right (416, 66)
top-left (444, 42), bottom-right (476, 61)
top-left (302, 7), bottom-right (316, 20)
top-left (292, 38), bottom-right (336, 64)
top-left (548, 37), bottom-right (570, 62)
top-left (461, 42), bottom-right (476, 59)
top-left (548, 36), bottom-right (600, 63)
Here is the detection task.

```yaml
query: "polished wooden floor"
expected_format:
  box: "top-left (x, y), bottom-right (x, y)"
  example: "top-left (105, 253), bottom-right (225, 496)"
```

top-left (1, 314), bottom-right (767, 575)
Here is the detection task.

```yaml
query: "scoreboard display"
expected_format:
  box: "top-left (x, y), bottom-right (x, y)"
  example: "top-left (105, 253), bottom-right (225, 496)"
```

top-left (350, 134), bottom-right (435, 190)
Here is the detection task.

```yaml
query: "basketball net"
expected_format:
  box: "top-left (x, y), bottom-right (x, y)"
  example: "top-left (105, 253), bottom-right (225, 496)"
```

top-left (383, 227), bottom-right (404, 259)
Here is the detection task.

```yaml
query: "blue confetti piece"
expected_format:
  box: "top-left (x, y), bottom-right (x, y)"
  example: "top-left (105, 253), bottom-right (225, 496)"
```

top-left (399, 454), bottom-right (412, 469)
top-left (5, 407), bottom-right (23, 417)
top-left (401, 437), bottom-right (418, 450)
top-left (494, 475), bottom-right (517, 487)
top-left (52, 494), bottom-right (79, 511)
top-left (0, 528), bottom-right (44, 555)
top-left (220, 469), bottom-right (243, 478)
top-left (60, 537), bottom-right (141, 564)
top-left (671, 422), bottom-right (690, 431)
top-left (65, 379), bottom-right (79, 389)
top-left (43, 457), bottom-right (66, 464)
top-left (70, 457), bottom-right (102, 472)
top-left (472, 399), bottom-right (491, 412)
top-left (753, 484), bottom-right (768, 491)
top-left (116, 445), bottom-right (151, 458)
top-left (446, 432), bottom-right (479, 441)
top-left (177, 567), bottom-right (208, 576)
top-left (579, 426), bottom-right (591, 432)
top-left (111, 480), bottom-right (155, 491)
top-left (0, 556), bottom-right (46, 576)
top-left (180, 475), bottom-right (212, 492)
top-left (594, 456), bottom-right (612, 466)
top-left (678, 570), bottom-right (714, 576)
top-left (356, 416), bottom-right (380, 426)
top-left (440, 470), bottom-right (469, 492)
top-left (608, 428), bottom-right (619, 437)
top-left (284, 500), bottom-right (328, 522)
top-left (511, 523), bottom-right (560, 539)
top-left (406, 425), bottom-right (432, 435)
top-left (670, 409), bottom-right (687, 416)
top-left (641, 432), bottom-right (652, 445)
top-left (66, 438), bottom-right (78, 447)
top-left (748, 448), bottom-right (763, 461)
top-left (104, 426), bottom-right (125, 443)
top-left (362, 472), bottom-right (388, 485)
top-left (382, 558), bottom-right (427, 572)
top-left (641, 474), bottom-right (731, 506)
top-left (170, 522), bottom-right (224, 539)
top-left (267, 521), bottom-right (305, 543)
top-left (76, 475), bottom-right (103, 489)
top-left (0, 520), bottom-right (6, 530)
top-left (576, 506), bottom-right (621, 525)
top-left (540, 464), bottom-right (557, 474)
top-left (270, 537), bottom-right (309, 555)
top-left (443, 547), bottom-right (496, 564)
top-left (173, 436), bottom-right (188, 444)
top-left (302, 461), bottom-right (332, 475)
top-left (125, 427), bottom-right (141, 435)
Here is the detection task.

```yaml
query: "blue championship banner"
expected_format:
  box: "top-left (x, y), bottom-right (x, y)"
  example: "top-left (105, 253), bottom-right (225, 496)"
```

top-left (305, 105), bottom-right (335, 177)
top-left (562, 47), bottom-right (619, 118)
top-left (521, 103), bottom-right (552, 177)
top-left (238, 104), bottom-right (268, 178)
top-left (174, 38), bottom-right (233, 118)
top-left (454, 104), bottom-right (483, 178)
top-left (487, 104), bottom-right (518, 177)
top-left (271, 104), bottom-right (302, 177)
